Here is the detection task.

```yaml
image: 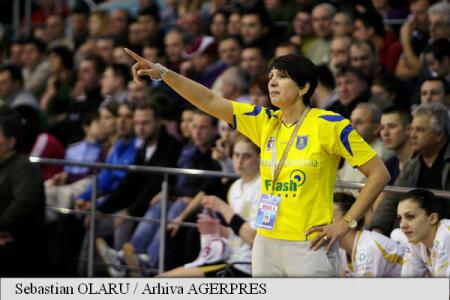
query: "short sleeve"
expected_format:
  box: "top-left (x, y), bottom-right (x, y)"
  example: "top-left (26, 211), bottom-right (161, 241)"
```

top-left (333, 118), bottom-right (377, 167)
top-left (433, 226), bottom-right (450, 277)
top-left (231, 101), bottom-right (273, 148)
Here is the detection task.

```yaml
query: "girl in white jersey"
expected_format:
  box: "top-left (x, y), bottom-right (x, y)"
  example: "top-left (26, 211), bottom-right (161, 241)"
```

top-left (334, 192), bottom-right (404, 277)
top-left (397, 189), bottom-right (450, 277)
top-left (159, 135), bottom-right (261, 277)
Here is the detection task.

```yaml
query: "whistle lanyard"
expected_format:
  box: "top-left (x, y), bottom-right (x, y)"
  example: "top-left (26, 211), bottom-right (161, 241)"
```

top-left (270, 107), bottom-right (310, 195)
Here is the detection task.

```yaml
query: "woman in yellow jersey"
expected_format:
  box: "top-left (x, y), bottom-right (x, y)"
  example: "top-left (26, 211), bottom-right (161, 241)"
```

top-left (398, 189), bottom-right (450, 277)
top-left (124, 49), bottom-right (390, 277)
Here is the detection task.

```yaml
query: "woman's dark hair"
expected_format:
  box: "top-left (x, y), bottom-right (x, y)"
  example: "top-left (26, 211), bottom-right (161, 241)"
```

top-left (399, 189), bottom-right (449, 220)
top-left (48, 46), bottom-right (74, 70)
top-left (333, 192), bottom-right (364, 230)
top-left (270, 54), bottom-right (318, 106)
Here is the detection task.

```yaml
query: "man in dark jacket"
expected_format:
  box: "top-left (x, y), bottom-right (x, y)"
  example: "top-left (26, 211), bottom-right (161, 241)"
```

top-left (97, 99), bottom-right (182, 248)
top-left (369, 102), bottom-right (450, 235)
top-left (0, 113), bottom-right (45, 276)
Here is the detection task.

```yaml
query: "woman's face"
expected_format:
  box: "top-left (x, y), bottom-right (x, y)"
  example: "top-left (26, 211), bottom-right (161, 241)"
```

top-left (397, 199), bottom-right (437, 244)
top-left (268, 68), bottom-right (301, 108)
top-left (99, 108), bottom-right (117, 137)
top-left (232, 140), bottom-right (259, 178)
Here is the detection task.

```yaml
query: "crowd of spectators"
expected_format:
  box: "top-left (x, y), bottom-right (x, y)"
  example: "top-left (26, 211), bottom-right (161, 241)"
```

top-left (0, 0), bottom-right (449, 277)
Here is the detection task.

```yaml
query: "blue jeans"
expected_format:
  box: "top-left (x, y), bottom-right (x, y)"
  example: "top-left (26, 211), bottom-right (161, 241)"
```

top-left (130, 199), bottom-right (187, 268)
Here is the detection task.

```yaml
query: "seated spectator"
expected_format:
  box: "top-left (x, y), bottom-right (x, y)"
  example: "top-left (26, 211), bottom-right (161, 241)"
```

top-left (100, 63), bottom-right (131, 104)
top-left (398, 189), bottom-right (450, 277)
top-left (311, 64), bottom-right (336, 109)
top-left (0, 65), bottom-right (40, 111)
top-left (274, 41), bottom-right (298, 58)
top-left (0, 113), bottom-right (45, 276)
top-left (180, 36), bottom-right (226, 89)
top-left (327, 67), bottom-right (370, 119)
top-left (419, 77), bottom-right (450, 106)
top-left (94, 100), bottom-right (182, 250)
top-left (329, 36), bottom-right (351, 77)
top-left (217, 66), bottom-right (250, 104)
top-left (424, 39), bottom-right (450, 81)
top-left (40, 46), bottom-right (74, 123)
top-left (352, 11), bottom-right (401, 73)
top-left (74, 102), bottom-right (137, 211)
top-left (218, 36), bottom-right (242, 68)
top-left (395, 0), bottom-right (430, 81)
top-left (240, 46), bottom-right (267, 80)
top-left (380, 106), bottom-right (413, 185)
top-left (427, 2), bottom-right (450, 42)
top-left (332, 11), bottom-right (353, 38)
top-left (350, 40), bottom-right (393, 85)
top-left (334, 192), bottom-right (404, 277)
top-left (95, 110), bottom-right (224, 275)
top-left (51, 54), bottom-right (105, 145)
top-left (21, 38), bottom-right (51, 98)
top-left (289, 9), bottom-right (316, 56)
top-left (305, 3), bottom-right (335, 65)
top-left (369, 102), bottom-right (450, 235)
top-left (45, 112), bottom-right (104, 220)
top-left (371, 72), bottom-right (409, 108)
top-left (338, 103), bottom-right (391, 185)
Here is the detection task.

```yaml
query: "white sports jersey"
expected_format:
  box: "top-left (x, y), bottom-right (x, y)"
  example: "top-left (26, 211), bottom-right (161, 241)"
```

top-left (340, 230), bottom-right (404, 277)
top-left (402, 219), bottom-right (450, 277)
top-left (226, 175), bottom-right (261, 274)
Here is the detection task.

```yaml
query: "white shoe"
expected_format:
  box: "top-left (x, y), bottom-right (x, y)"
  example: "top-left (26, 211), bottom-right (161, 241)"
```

top-left (96, 238), bottom-right (126, 277)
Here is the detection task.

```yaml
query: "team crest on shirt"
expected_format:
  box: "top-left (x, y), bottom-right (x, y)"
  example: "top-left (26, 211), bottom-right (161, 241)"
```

top-left (266, 137), bottom-right (275, 151)
top-left (296, 135), bottom-right (308, 150)
top-left (358, 252), bottom-right (368, 263)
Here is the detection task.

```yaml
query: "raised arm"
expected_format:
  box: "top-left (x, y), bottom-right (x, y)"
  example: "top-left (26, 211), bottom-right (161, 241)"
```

top-left (124, 48), bottom-right (233, 124)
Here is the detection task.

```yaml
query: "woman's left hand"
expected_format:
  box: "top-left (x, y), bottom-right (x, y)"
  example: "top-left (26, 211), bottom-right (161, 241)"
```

top-left (306, 219), bottom-right (349, 252)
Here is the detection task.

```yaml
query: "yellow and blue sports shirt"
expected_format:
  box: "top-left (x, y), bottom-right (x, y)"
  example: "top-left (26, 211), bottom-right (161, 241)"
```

top-left (231, 101), bottom-right (377, 241)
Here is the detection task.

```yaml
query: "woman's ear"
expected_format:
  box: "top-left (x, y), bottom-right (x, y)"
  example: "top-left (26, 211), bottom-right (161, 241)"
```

top-left (299, 82), bottom-right (310, 97)
top-left (429, 212), bottom-right (439, 226)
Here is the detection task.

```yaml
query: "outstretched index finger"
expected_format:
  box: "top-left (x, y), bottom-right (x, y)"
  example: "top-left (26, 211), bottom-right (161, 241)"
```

top-left (124, 48), bottom-right (146, 64)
